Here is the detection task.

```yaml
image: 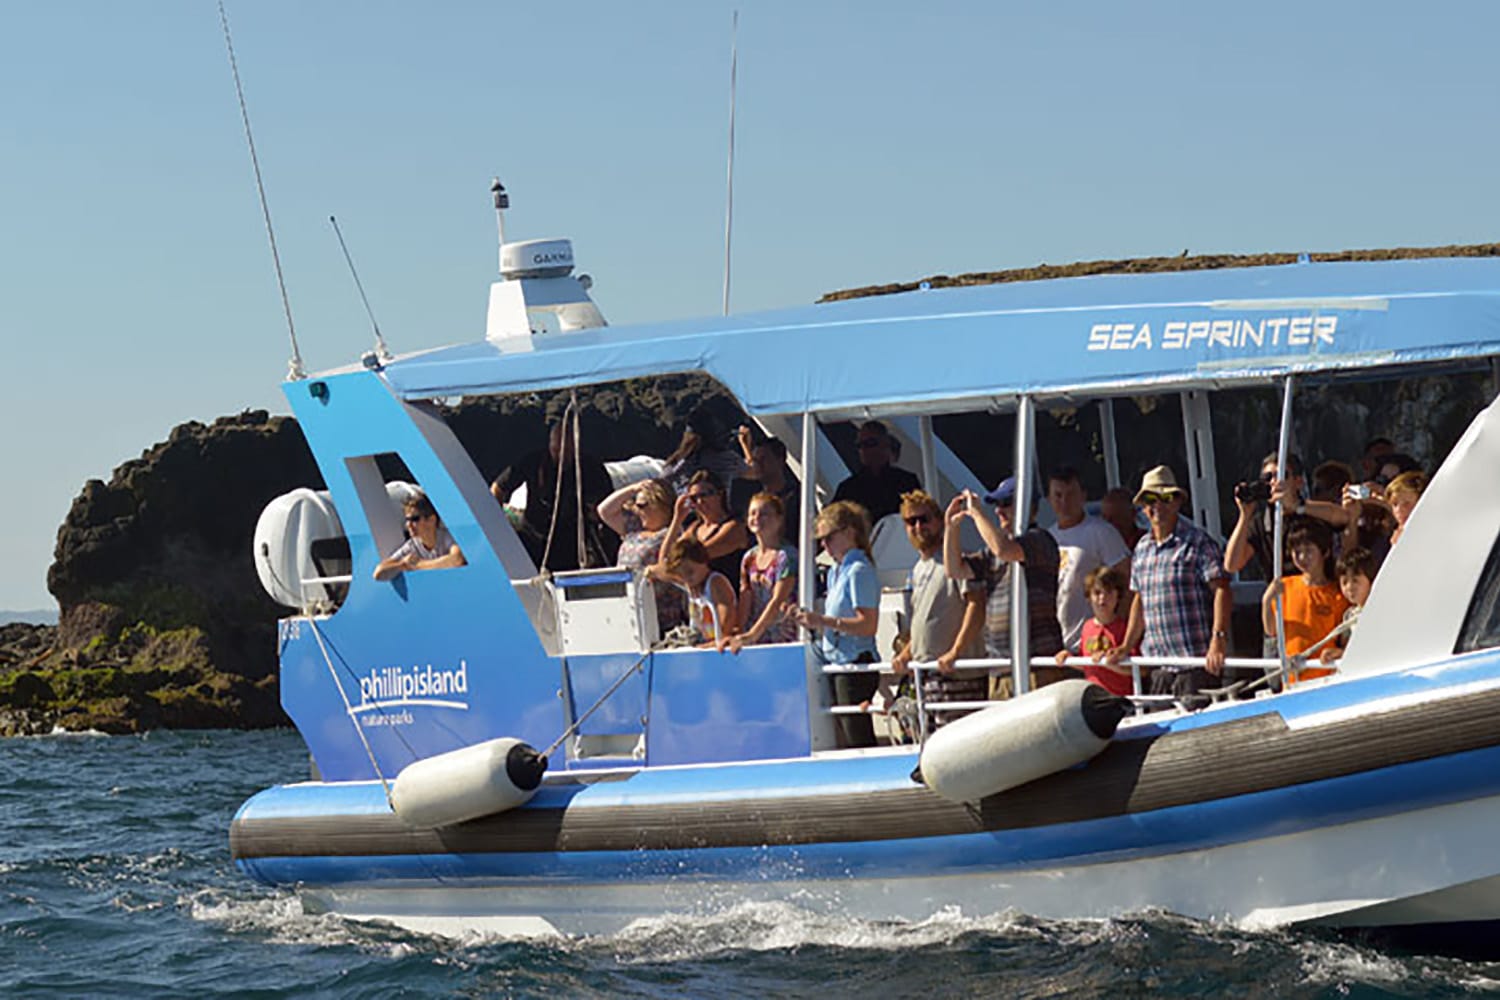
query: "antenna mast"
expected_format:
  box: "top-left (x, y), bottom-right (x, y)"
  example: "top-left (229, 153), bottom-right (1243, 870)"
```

top-left (329, 216), bottom-right (392, 364)
top-left (217, 0), bottom-right (305, 380)
top-left (721, 10), bottom-right (738, 317)
top-left (492, 178), bottom-right (510, 273)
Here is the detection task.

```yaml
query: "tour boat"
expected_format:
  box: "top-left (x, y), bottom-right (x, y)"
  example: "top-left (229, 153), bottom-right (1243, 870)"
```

top-left (232, 198), bottom-right (1500, 940)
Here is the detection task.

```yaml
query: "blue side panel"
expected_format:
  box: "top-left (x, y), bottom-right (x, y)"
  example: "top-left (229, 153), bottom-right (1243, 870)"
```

top-left (565, 653), bottom-right (649, 737)
top-left (282, 371), bottom-right (565, 781)
top-left (647, 644), bottom-right (812, 766)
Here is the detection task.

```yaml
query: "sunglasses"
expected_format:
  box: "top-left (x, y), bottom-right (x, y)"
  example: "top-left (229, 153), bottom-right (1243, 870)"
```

top-left (855, 438), bottom-right (884, 449)
top-left (404, 513), bottom-right (429, 523)
top-left (1137, 492), bottom-right (1176, 506)
top-left (816, 528), bottom-right (842, 545)
top-left (686, 490), bottom-right (716, 502)
top-left (903, 513), bottom-right (935, 527)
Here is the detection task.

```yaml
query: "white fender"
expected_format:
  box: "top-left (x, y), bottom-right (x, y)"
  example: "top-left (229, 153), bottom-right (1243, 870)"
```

top-left (918, 679), bottom-right (1126, 803)
top-left (391, 737), bottom-right (548, 828)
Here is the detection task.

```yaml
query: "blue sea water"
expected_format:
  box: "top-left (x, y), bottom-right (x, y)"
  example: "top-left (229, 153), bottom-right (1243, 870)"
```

top-left (2, 729), bottom-right (1497, 999)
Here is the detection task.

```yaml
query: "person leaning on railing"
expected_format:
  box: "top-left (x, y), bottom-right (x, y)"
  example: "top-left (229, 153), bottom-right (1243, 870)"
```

top-left (1109, 466), bottom-right (1231, 700)
top-left (889, 489), bottom-right (987, 727)
top-left (372, 493), bottom-right (466, 581)
top-left (792, 501), bottom-right (880, 749)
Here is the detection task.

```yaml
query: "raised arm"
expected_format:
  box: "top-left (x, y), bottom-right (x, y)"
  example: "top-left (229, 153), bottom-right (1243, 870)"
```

top-left (699, 518), bottom-right (751, 560)
top-left (596, 483), bottom-right (639, 536)
top-left (943, 495), bottom-right (974, 581)
top-left (1224, 497), bottom-right (1256, 574)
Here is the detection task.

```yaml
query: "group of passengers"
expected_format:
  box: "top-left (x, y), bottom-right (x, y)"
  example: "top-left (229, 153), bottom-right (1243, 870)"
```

top-left (377, 410), bottom-right (1427, 742)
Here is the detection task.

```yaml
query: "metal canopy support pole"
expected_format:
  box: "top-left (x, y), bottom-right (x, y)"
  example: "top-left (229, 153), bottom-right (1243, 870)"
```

top-left (1272, 375), bottom-right (1295, 677)
top-left (1178, 390), bottom-right (1224, 541)
top-left (799, 411), bottom-right (834, 750)
top-left (1011, 395), bottom-right (1035, 697)
top-left (917, 414), bottom-right (938, 497)
top-left (1099, 399), bottom-right (1121, 489)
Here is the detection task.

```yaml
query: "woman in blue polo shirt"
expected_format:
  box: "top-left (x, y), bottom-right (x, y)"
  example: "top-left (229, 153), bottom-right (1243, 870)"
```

top-left (793, 500), bottom-right (880, 748)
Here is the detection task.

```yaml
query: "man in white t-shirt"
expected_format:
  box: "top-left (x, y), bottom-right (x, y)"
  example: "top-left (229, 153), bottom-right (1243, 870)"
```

top-left (1045, 467), bottom-right (1132, 650)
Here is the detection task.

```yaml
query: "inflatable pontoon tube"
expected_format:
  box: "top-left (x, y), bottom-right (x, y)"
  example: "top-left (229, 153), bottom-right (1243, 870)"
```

top-left (391, 737), bottom-right (548, 827)
top-left (918, 679), bottom-right (1127, 803)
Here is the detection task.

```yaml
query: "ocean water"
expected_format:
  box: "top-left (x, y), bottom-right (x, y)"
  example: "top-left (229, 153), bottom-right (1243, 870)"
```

top-left (2, 730), bottom-right (1497, 999)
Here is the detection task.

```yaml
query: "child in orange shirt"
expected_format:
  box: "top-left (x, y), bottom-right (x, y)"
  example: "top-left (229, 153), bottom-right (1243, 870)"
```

top-left (1262, 519), bottom-right (1350, 685)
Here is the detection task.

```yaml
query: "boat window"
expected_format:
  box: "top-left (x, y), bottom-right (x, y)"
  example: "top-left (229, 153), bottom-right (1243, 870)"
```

top-left (1457, 530), bottom-right (1500, 653)
top-left (344, 452), bottom-right (464, 575)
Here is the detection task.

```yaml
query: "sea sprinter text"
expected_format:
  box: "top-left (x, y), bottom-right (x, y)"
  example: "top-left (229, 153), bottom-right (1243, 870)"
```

top-left (1086, 315), bottom-right (1337, 352)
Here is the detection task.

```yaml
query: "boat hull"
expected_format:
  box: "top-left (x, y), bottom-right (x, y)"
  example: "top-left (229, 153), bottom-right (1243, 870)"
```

top-left (233, 652), bottom-right (1500, 937)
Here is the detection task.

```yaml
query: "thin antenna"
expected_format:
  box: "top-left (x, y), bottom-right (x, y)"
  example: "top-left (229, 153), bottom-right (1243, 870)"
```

top-left (721, 10), bottom-right (738, 317)
top-left (329, 215), bottom-right (392, 363)
top-left (218, 0), bottom-right (304, 380)
top-left (492, 178), bottom-right (509, 273)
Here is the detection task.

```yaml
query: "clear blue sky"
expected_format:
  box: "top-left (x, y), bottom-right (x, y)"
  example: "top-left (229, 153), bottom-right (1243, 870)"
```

top-left (3, 1), bottom-right (1498, 611)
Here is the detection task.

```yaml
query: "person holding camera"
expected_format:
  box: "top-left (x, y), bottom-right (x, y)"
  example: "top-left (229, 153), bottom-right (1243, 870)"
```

top-left (1224, 452), bottom-right (1307, 581)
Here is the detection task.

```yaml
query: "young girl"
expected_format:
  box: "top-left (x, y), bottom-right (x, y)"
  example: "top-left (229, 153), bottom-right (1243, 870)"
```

top-left (1054, 564), bottom-right (1137, 696)
top-left (659, 537), bottom-right (737, 649)
top-left (1263, 519), bottom-right (1351, 685)
top-left (729, 493), bottom-right (799, 652)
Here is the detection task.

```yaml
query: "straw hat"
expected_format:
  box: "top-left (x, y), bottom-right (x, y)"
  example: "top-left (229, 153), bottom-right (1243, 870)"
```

top-left (1133, 465), bottom-right (1186, 505)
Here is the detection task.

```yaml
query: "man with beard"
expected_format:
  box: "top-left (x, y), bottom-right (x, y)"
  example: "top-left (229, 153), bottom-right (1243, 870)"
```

top-left (890, 490), bottom-right (986, 728)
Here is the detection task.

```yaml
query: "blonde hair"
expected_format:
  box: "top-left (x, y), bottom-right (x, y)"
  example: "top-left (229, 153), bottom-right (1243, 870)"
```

top-left (814, 500), bottom-right (872, 556)
top-left (632, 477), bottom-right (674, 513)
top-left (1386, 470), bottom-right (1428, 499)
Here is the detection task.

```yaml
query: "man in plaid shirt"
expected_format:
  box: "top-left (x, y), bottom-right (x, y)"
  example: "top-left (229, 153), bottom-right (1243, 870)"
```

top-left (1108, 465), bottom-right (1232, 700)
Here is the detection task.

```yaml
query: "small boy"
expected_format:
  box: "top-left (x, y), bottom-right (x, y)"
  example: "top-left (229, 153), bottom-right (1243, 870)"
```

top-left (1320, 546), bottom-right (1377, 666)
top-left (1054, 564), bottom-right (1137, 696)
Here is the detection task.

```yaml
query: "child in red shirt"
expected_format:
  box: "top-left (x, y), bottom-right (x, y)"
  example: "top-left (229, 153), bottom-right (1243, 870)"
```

top-left (1054, 565), bottom-right (1137, 696)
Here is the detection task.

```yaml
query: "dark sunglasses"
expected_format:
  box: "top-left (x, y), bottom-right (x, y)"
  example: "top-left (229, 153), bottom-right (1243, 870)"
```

top-left (1137, 492), bottom-right (1175, 506)
top-left (903, 513), bottom-right (935, 527)
top-left (687, 490), bottom-right (716, 502)
top-left (855, 438), bottom-right (884, 449)
top-left (404, 513), bottom-right (429, 523)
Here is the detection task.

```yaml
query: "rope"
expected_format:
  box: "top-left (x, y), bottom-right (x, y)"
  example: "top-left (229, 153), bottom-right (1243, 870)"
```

top-left (304, 616), bottom-right (396, 809)
top-left (571, 388), bottom-right (586, 568)
top-left (540, 650), bottom-right (650, 759)
top-left (537, 396), bottom-right (577, 572)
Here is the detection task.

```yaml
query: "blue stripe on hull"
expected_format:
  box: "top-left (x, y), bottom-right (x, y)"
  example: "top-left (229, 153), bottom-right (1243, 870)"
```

top-left (237, 741), bottom-right (1500, 888)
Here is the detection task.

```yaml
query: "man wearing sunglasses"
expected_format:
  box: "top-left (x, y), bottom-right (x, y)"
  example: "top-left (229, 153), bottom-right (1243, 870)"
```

top-left (1109, 466), bottom-right (1231, 699)
top-left (890, 490), bottom-right (986, 726)
top-left (832, 420), bottom-right (922, 523)
top-left (373, 494), bottom-right (466, 581)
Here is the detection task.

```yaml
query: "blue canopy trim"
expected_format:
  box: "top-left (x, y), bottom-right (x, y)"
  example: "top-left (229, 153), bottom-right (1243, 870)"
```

top-left (376, 258), bottom-right (1500, 415)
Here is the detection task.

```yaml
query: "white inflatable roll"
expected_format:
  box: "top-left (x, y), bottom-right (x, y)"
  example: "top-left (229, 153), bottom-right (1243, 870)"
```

top-left (391, 737), bottom-right (548, 828)
top-left (918, 679), bottom-right (1125, 804)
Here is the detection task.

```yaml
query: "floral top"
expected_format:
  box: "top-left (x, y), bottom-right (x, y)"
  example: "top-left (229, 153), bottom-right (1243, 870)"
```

top-left (616, 527), bottom-right (686, 633)
top-left (740, 544), bottom-right (798, 644)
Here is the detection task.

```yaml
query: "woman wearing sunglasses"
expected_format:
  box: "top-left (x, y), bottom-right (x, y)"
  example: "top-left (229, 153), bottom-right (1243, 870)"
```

top-left (373, 493), bottom-right (466, 580)
top-left (598, 477), bottom-right (688, 633)
top-left (662, 470), bottom-right (750, 584)
top-left (793, 501), bottom-right (880, 748)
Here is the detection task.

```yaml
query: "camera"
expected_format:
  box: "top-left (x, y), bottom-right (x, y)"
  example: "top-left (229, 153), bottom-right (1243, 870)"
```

top-left (1348, 483), bottom-right (1372, 500)
top-left (1235, 480), bottom-right (1272, 504)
